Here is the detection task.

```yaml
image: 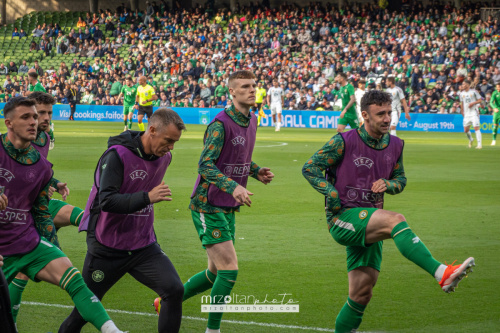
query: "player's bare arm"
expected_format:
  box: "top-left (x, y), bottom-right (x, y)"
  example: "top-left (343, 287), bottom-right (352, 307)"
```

top-left (402, 98), bottom-right (411, 120)
top-left (341, 95), bottom-right (356, 118)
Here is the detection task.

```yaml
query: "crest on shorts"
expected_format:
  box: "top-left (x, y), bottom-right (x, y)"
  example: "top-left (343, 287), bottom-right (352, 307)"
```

top-left (359, 210), bottom-right (368, 219)
top-left (212, 229), bottom-right (222, 239)
top-left (92, 270), bottom-right (105, 282)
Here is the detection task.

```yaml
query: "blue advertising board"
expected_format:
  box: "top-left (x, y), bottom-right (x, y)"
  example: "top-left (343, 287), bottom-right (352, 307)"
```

top-left (0, 103), bottom-right (494, 133)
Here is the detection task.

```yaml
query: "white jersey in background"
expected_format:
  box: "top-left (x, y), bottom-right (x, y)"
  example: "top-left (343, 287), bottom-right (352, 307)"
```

top-left (386, 86), bottom-right (405, 111)
top-left (386, 86), bottom-right (406, 127)
top-left (268, 87), bottom-right (284, 105)
top-left (268, 86), bottom-right (284, 115)
top-left (460, 89), bottom-right (482, 128)
top-left (355, 88), bottom-right (366, 123)
top-left (459, 89), bottom-right (481, 116)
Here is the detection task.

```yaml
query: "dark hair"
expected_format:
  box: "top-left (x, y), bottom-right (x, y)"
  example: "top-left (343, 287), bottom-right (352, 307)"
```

top-left (360, 90), bottom-right (392, 113)
top-left (387, 77), bottom-right (395, 84)
top-left (4, 97), bottom-right (36, 119)
top-left (149, 108), bottom-right (186, 131)
top-left (28, 72), bottom-right (38, 80)
top-left (27, 91), bottom-right (56, 105)
top-left (337, 72), bottom-right (347, 80)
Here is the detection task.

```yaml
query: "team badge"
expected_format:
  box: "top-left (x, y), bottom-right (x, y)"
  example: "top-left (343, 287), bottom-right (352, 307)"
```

top-left (25, 168), bottom-right (37, 183)
top-left (92, 270), bottom-right (105, 282)
top-left (212, 229), bottom-right (222, 239)
top-left (359, 210), bottom-right (368, 219)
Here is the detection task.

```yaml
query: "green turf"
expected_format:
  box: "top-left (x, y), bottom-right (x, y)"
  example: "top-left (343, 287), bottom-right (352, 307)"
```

top-left (6, 121), bottom-right (500, 333)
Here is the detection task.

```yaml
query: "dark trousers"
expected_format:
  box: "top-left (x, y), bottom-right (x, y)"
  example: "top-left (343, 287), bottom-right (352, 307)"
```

top-left (0, 269), bottom-right (16, 333)
top-left (69, 104), bottom-right (76, 120)
top-left (58, 243), bottom-right (183, 333)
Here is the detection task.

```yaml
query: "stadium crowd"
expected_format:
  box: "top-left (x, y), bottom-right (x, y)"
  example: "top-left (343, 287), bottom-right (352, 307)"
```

top-left (1, 0), bottom-right (500, 114)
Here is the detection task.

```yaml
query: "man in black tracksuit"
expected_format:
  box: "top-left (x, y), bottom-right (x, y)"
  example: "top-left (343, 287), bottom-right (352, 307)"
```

top-left (59, 109), bottom-right (186, 333)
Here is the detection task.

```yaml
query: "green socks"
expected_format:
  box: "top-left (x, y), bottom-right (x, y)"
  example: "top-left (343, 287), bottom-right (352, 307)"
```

top-left (70, 206), bottom-right (84, 227)
top-left (335, 297), bottom-right (366, 333)
top-left (493, 124), bottom-right (498, 140)
top-left (128, 119), bottom-right (133, 129)
top-left (207, 270), bottom-right (238, 330)
top-left (9, 278), bottom-right (28, 323)
top-left (391, 221), bottom-right (441, 276)
top-left (60, 267), bottom-right (111, 330)
top-left (183, 269), bottom-right (217, 301)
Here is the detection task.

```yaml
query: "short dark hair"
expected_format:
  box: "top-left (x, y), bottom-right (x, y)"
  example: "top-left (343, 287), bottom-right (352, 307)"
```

top-left (337, 72), bottom-right (347, 80)
top-left (149, 108), bottom-right (186, 131)
top-left (27, 91), bottom-right (56, 105)
top-left (360, 90), bottom-right (392, 113)
top-left (28, 72), bottom-right (38, 80)
top-left (387, 77), bottom-right (395, 84)
top-left (4, 97), bottom-right (36, 119)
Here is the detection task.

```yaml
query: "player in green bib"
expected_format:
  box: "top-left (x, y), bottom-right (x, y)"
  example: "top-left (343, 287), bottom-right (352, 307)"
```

top-left (118, 77), bottom-right (138, 131)
top-left (336, 73), bottom-right (359, 133)
top-left (489, 83), bottom-right (500, 145)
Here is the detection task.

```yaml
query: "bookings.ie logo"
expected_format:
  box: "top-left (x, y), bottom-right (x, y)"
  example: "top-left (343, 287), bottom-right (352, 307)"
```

top-left (201, 293), bottom-right (299, 313)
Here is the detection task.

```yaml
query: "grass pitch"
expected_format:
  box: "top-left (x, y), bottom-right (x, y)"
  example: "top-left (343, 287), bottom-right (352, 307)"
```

top-left (7, 121), bottom-right (500, 333)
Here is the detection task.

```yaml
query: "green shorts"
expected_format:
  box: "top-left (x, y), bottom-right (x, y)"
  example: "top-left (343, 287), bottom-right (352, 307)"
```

top-left (191, 210), bottom-right (235, 249)
top-left (123, 105), bottom-right (135, 115)
top-left (329, 207), bottom-right (382, 272)
top-left (493, 112), bottom-right (500, 125)
top-left (2, 238), bottom-right (67, 284)
top-left (48, 199), bottom-right (68, 218)
top-left (338, 112), bottom-right (359, 129)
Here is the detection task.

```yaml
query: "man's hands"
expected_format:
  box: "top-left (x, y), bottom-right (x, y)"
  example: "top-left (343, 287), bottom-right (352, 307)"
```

top-left (57, 182), bottom-right (70, 200)
top-left (371, 179), bottom-right (387, 193)
top-left (0, 194), bottom-right (8, 210)
top-left (48, 182), bottom-right (70, 200)
top-left (148, 181), bottom-right (172, 203)
top-left (257, 167), bottom-right (274, 184)
top-left (232, 185), bottom-right (253, 207)
top-left (340, 110), bottom-right (346, 118)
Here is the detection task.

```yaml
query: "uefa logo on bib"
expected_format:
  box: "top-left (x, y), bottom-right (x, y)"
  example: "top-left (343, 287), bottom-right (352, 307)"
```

top-left (231, 136), bottom-right (246, 146)
top-left (130, 170), bottom-right (148, 181)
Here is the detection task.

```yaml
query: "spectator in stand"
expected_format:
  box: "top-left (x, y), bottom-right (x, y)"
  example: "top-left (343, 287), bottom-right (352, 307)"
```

top-left (7, 62), bottom-right (17, 74)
